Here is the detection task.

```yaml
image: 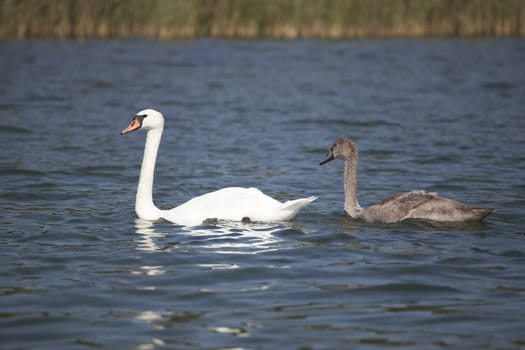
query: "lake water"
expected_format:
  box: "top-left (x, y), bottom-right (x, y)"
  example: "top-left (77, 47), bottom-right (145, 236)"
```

top-left (1, 38), bottom-right (525, 350)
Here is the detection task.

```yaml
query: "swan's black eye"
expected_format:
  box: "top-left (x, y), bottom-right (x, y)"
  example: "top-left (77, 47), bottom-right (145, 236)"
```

top-left (134, 114), bottom-right (147, 125)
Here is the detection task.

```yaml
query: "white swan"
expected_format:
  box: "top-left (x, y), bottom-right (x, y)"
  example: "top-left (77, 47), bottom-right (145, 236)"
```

top-left (320, 138), bottom-right (494, 223)
top-left (121, 109), bottom-right (316, 226)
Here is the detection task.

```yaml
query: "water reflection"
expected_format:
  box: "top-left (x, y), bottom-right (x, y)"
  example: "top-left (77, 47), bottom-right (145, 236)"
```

top-left (207, 325), bottom-right (251, 338)
top-left (134, 218), bottom-right (166, 252)
top-left (134, 218), bottom-right (296, 254)
top-left (133, 308), bottom-right (203, 331)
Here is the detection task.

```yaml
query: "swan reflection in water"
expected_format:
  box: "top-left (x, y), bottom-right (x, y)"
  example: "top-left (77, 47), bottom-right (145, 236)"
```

top-left (132, 218), bottom-right (305, 341)
top-left (134, 218), bottom-right (296, 255)
top-left (132, 218), bottom-right (292, 340)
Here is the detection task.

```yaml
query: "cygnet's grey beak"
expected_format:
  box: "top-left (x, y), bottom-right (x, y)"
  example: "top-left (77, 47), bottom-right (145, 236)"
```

top-left (320, 151), bottom-right (335, 166)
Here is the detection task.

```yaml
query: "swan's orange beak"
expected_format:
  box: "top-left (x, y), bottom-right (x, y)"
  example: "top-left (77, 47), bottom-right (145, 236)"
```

top-left (121, 118), bottom-right (142, 135)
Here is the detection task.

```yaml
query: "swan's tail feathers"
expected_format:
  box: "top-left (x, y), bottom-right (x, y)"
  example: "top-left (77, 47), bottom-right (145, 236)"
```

top-left (469, 207), bottom-right (495, 221)
top-left (279, 196), bottom-right (318, 220)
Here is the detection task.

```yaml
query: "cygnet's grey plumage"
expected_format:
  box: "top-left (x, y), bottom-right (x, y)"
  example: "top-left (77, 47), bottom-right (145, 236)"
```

top-left (320, 138), bottom-right (494, 223)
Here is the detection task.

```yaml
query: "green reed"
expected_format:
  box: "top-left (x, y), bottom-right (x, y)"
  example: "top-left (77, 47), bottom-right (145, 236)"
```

top-left (1, 0), bottom-right (523, 39)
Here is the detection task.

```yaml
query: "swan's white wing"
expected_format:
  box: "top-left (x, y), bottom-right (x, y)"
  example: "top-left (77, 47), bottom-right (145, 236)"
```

top-left (161, 187), bottom-right (316, 226)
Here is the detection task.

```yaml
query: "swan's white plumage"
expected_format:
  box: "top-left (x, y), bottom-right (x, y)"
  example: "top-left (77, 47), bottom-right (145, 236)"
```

top-left (122, 109), bottom-right (316, 226)
top-left (163, 187), bottom-right (317, 226)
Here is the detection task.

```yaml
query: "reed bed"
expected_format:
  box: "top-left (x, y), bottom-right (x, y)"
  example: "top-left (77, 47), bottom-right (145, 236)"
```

top-left (1, 0), bottom-right (524, 39)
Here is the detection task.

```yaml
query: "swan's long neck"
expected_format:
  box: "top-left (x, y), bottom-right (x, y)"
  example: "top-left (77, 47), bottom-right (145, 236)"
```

top-left (135, 127), bottom-right (163, 220)
top-left (343, 155), bottom-right (363, 218)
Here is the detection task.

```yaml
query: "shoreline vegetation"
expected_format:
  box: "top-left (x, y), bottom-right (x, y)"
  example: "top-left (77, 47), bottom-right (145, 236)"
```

top-left (1, 0), bottom-right (524, 39)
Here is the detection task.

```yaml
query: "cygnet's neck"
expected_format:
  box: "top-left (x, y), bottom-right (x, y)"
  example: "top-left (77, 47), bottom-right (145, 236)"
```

top-left (136, 127), bottom-right (163, 220)
top-left (343, 155), bottom-right (363, 218)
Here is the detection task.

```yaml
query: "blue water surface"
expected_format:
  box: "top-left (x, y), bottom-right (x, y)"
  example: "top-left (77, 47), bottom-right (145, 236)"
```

top-left (1, 38), bottom-right (525, 350)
